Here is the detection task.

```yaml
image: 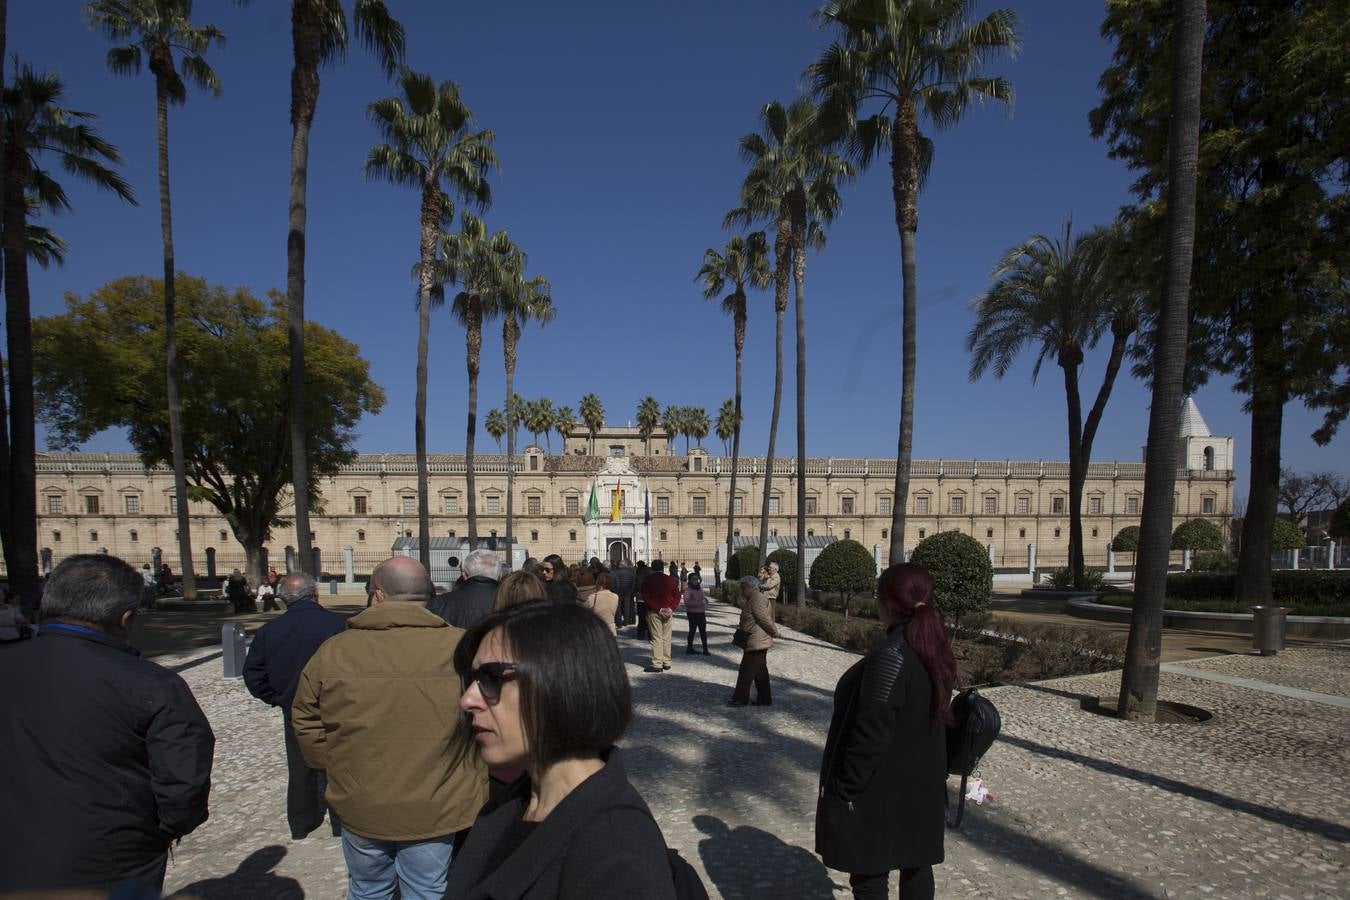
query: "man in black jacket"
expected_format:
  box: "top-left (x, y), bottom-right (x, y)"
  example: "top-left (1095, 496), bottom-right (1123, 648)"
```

top-left (243, 572), bottom-right (347, 838)
top-left (427, 548), bottom-right (500, 629)
top-left (0, 554), bottom-right (215, 893)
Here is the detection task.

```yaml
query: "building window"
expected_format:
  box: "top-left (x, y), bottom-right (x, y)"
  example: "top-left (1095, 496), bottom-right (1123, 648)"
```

top-left (354, 495), bottom-right (368, 515)
top-left (734, 529), bottom-right (741, 537)
top-left (401, 496), bottom-right (416, 515)
top-left (771, 528), bottom-right (778, 537)
top-left (357, 529), bottom-right (366, 542)
top-left (915, 495), bottom-right (929, 514)
top-left (659, 529), bottom-right (668, 541)
top-left (486, 496), bottom-right (501, 514)
top-left (1054, 528), bottom-right (1062, 538)
top-left (1019, 528), bottom-right (1026, 539)
top-left (807, 529), bottom-right (814, 537)
top-left (843, 529), bottom-right (851, 540)
top-left (1202, 496), bottom-right (1215, 514)
top-left (696, 529), bottom-right (704, 541)
top-left (530, 455), bottom-right (540, 471)
top-left (531, 530), bottom-right (539, 541)
top-left (1016, 495), bottom-right (1030, 514)
top-left (1203, 446), bottom-right (1214, 471)
top-left (732, 496), bottom-right (743, 514)
top-left (881, 528), bottom-right (888, 540)
top-left (692, 496), bottom-right (706, 515)
top-left (1051, 496), bottom-right (1065, 514)
top-left (693, 457), bottom-right (703, 472)
top-left (1088, 496), bottom-right (1103, 515)
top-left (657, 496), bottom-right (670, 515)
top-left (918, 529), bottom-right (926, 539)
top-left (879, 496), bottom-right (892, 515)
top-left (768, 496), bottom-right (780, 514)
top-left (309, 531), bottom-right (316, 541)
top-left (53, 530), bottom-right (62, 542)
top-left (950, 495), bottom-right (964, 515)
top-left (527, 496), bottom-right (541, 515)
top-left (129, 529), bottom-right (138, 542)
top-left (805, 496), bottom-right (818, 515)
top-left (89, 530), bottom-right (98, 542)
top-left (1126, 496), bottom-right (1140, 515)
top-left (1092, 527), bottom-right (1099, 538)
top-left (609, 445), bottom-right (624, 457)
top-left (448, 530), bottom-right (456, 539)
top-left (219, 530), bottom-right (228, 541)
top-left (565, 496), bottom-right (579, 516)
top-left (47, 495), bottom-right (64, 514)
top-left (491, 530), bottom-right (498, 538)
top-left (841, 496), bottom-right (854, 515)
top-left (169, 495), bottom-right (178, 513)
top-left (445, 495), bottom-right (459, 514)
top-left (125, 495), bottom-right (140, 514)
top-left (986, 528), bottom-right (994, 538)
top-left (569, 530), bottom-right (577, 542)
top-left (984, 495), bottom-right (997, 514)
top-left (85, 495), bottom-right (101, 515)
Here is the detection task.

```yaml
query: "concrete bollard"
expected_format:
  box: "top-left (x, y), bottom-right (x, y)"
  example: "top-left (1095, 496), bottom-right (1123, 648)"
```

top-left (284, 545), bottom-right (296, 573)
top-left (222, 623), bottom-right (247, 678)
top-left (1291, 549), bottom-right (1299, 570)
top-left (344, 546), bottom-right (355, 583)
top-left (987, 543), bottom-right (996, 566)
top-left (1027, 543), bottom-right (1037, 575)
top-left (1107, 545), bottom-right (1116, 574)
top-left (1183, 549), bottom-right (1192, 571)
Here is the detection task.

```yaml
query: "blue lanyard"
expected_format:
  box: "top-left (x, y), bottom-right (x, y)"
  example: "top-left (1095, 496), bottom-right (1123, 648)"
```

top-left (40, 622), bottom-right (105, 638)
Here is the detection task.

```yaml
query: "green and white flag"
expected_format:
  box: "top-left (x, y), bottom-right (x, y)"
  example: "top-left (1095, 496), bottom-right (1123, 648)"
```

top-left (586, 480), bottom-right (600, 522)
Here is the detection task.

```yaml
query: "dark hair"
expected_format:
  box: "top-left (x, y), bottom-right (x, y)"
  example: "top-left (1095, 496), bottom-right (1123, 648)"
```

top-left (595, 571), bottom-right (614, 591)
top-left (543, 554), bottom-right (567, 578)
top-left (41, 554), bottom-right (143, 628)
top-left (876, 563), bottom-right (956, 724)
top-left (455, 601), bottom-right (631, 773)
top-left (687, 573), bottom-right (701, 588)
top-left (546, 579), bottom-right (578, 605)
top-left (573, 569), bottom-right (595, 589)
top-left (651, 560), bottom-right (665, 573)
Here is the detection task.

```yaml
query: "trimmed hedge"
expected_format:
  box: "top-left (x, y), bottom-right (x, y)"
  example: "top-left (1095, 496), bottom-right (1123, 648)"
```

top-left (1112, 525), bottom-right (1140, 552)
top-left (1166, 570), bottom-right (1350, 608)
top-left (809, 539), bottom-right (876, 615)
top-left (909, 530), bottom-right (993, 624)
top-left (724, 546), bottom-right (761, 583)
top-left (768, 548), bottom-right (799, 601)
top-left (1271, 517), bottom-right (1306, 552)
top-left (1191, 550), bottom-right (1237, 573)
top-left (1171, 519), bottom-right (1224, 551)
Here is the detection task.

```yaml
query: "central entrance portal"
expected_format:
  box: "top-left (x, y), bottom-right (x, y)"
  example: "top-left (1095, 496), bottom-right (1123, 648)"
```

top-left (607, 538), bottom-right (633, 566)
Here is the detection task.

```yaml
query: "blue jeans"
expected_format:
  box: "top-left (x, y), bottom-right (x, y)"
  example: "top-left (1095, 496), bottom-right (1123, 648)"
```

top-left (340, 828), bottom-right (454, 900)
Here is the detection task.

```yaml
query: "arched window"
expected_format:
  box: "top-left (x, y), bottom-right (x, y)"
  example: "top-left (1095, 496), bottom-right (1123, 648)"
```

top-left (1203, 446), bottom-right (1215, 470)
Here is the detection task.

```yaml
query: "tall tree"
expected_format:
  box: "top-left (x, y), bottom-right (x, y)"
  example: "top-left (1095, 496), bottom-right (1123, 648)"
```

top-left (282, 0), bottom-right (403, 573)
top-left (698, 231), bottom-right (770, 572)
top-left (636, 396), bottom-right (660, 455)
top-left (1115, 0), bottom-right (1205, 722)
top-left (686, 406), bottom-right (710, 450)
top-left (498, 246), bottom-right (551, 548)
top-left (1094, 0), bottom-right (1347, 607)
top-left (1, 65), bottom-right (135, 613)
top-left (366, 67), bottom-right (497, 570)
top-left (968, 220), bottom-right (1139, 588)
top-left (85, 0), bottom-right (224, 600)
top-left (715, 398), bottom-right (736, 456)
top-left (662, 405), bottom-right (684, 454)
top-left (579, 393), bottom-right (604, 455)
top-left (554, 405), bottom-right (575, 451)
top-left (485, 407), bottom-right (505, 451)
top-left (813, 0), bottom-right (1018, 566)
top-left (524, 397), bottom-right (555, 450)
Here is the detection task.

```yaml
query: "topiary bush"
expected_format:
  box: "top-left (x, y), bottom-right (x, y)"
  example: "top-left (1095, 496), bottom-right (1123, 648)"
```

top-left (1271, 517), bottom-right (1306, 552)
top-left (1171, 518), bottom-right (1224, 551)
top-left (1166, 570), bottom-right (1350, 609)
top-left (809, 539), bottom-right (877, 617)
top-left (1046, 566), bottom-right (1107, 590)
top-left (724, 546), bottom-right (760, 582)
top-left (768, 547), bottom-right (799, 601)
top-left (1191, 550), bottom-right (1237, 573)
top-left (908, 530), bottom-right (993, 625)
top-left (1112, 525), bottom-right (1140, 552)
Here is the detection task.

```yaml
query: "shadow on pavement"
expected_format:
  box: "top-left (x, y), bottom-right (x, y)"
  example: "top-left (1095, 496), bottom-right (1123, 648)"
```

top-left (170, 845), bottom-right (303, 899)
top-left (694, 814), bottom-right (837, 900)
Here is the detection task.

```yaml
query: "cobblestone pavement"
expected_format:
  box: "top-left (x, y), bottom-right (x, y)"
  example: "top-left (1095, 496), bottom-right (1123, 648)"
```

top-left (156, 603), bottom-right (1350, 899)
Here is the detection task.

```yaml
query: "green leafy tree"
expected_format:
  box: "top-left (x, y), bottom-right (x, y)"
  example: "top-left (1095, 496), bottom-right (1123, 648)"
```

top-left (909, 530), bottom-right (993, 626)
top-left (524, 397), bottom-right (555, 450)
top-left (34, 275), bottom-right (383, 584)
top-left (662, 405), bottom-right (684, 452)
top-left (968, 220), bottom-right (1139, 589)
top-left (86, 0), bottom-right (225, 600)
top-left (579, 393), bottom-right (604, 455)
top-left (553, 405), bottom-right (575, 451)
top-left (699, 231), bottom-right (770, 569)
top-left (1328, 500), bottom-right (1350, 541)
top-left (485, 407), bottom-right (506, 451)
top-left (366, 67), bottom-right (496, 568)
top-left (1112, 525), bottom-right (1141, 552)
top-left (496, 243), bottom-right (551, 546)
top-left (1270, 517), bottom-right (1306, 553)
top-left (276, 0), bottom-right (403, 573)
top-left (636, 396), bottom-right (660, 455)
top-left (715, 398), bottom-right (736, 455)
top-left (768, 547), bottom-right (800, 605)
top-left (809, 538), bottom-right (876, 617)
top-left (1092, 0), bottom-right (1348, 611)
top-left (813, 0), bottom-right (1019, 568)
top-left (1171, 518), bottom-right (1224, 552)
top-left (1, 65), bottom-right (136, 612)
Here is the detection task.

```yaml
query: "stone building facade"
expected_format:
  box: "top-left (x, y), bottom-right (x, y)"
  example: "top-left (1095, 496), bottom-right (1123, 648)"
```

top-left (31, 401), bottom-right (1235, 577)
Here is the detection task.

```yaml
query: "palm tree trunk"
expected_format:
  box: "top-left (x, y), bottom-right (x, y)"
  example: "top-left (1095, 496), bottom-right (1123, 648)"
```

top-left (504, 313), bottom-right (518, 552)
top-left (1118, 0), bottom-right (1205, 721)
top-left (1, 151), bottom-right (40, 614)
top-left (726, 305), bottom-right (745, 575)
top-left (791, 188), bottom-right (808, 607)
top-left (0, 1), bottom-right (18, 609)
top-left (464, 301), bottom-right (481, 545)
top-left (888, 102), bottom-right (920, 566)
top-left (1234, 319), bottom-right (1283, 603)
top-left (1061, 352), bottom-right (1086, 587)
top-left (413, 185), bottom-right (435, 570)
top-left (1078, 327), bottom-right (1131, 574)
top-left (756, 219), bottom-right (790, 570)
top-left (156, 74), bottom-right (197, 599)
top-left (286, 19), bottom-right (320, 575)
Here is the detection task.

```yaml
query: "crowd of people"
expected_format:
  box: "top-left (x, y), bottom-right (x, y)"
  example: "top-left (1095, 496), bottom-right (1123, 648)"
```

top-left (0, 549), bottom-right (958, 900)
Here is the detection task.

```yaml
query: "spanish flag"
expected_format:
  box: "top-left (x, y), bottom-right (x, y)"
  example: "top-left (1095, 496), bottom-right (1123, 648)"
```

top-left (610, 488), bottom-right (622, 523)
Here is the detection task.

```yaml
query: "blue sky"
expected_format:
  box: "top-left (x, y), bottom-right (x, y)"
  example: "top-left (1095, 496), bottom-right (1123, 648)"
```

top-left (14, 0), bottom-right (1349, 502)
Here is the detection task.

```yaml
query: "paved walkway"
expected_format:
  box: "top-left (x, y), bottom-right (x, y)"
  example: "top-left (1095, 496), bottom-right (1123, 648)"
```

top-left (149, 602), bottom-right (1349, 899)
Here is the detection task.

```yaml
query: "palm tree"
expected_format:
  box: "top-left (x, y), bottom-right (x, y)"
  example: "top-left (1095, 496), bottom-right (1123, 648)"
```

top-left (497, 245), bottom-right (552, 548)
top-left (437, 210), bottom-right (509, 546)
top-left (281, 0), bottom-right (403, 573)
top-left (485, 407), bottom-right (506, 451)
top-left (1118, 0), bottom-right (1205, 722)
top-left (525, 398), bottom-right (555, 450)
top-left (686, 406), bottom-right (710, 450)
top-left (715, 398), bottom-right (736, 455)
top-left (366, 67), bottom-right (497, 569)
top-left (967, 220), bottom-right (1138, 588)
top-left (813, 0), bottom-right (1018, 567)
top-left (508, 392), bottom-right (526, 449)
top-left (579, 393), bottom-right (604, 455)
top-left (85, 0), bottom-right (223, 599)
top-left (636, 396), bottom-right (660, 455)
top-left (698, 232), bottom-right (771, 576)
top-left (730, 97), bottom-right (853, 604)
top-left (554, 405), bottom-right (575, 451)
top-left (662, 405), bottom-right (684, 454)
top-left (1, 65), bottom-right (135, 611)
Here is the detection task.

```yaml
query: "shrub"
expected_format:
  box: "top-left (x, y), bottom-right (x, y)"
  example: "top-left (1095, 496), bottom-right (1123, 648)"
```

top-left (908, 530), bottom-right (993, 625)
top-left (724, 546), bottom-right (760, 582)
top-left (1046, 567), bottom-right (1075, 590)
top-left (1166, 570), bottom-right (1350, 608)
top-left (1330, 500), bottom-right (1350, 541)
top-left (1045, 566), bottom-right (1108, 590)
top-left (809, 539), bottom-right (876, 616)
top-left (768, 548), bottom-right (799, 601)
top-left (1271, 517), bottom-right (1306, 552)
top-left (1171, 518), bottom-right (1224, 551)
top-left (1112, 525), bottom-right (1140, 552)
top-left (1191, 550), bottom-right (1237, 573)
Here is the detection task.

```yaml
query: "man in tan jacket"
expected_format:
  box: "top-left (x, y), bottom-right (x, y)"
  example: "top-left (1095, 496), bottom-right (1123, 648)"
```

top-left (292, 556), bottom-right (485, 900)
top-left (759, 561), bottom-right (781, 603)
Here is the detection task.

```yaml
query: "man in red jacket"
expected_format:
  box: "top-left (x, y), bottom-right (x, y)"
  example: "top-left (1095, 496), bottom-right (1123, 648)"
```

top-left (640, 560), bottom-right (681, 673)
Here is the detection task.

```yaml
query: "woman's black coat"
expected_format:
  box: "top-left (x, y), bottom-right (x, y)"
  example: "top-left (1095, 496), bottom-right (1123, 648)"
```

top-left (815, 625), bottom-right (947, 874)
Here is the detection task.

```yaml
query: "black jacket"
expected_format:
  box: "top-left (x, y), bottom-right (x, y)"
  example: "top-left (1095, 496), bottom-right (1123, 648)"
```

top-left (428, 575), bottom-right (498, 630)
top-left (815, 625), bottom-right (946, 874)
top-left (0, 624), bottom-right (215, 891)
top-left (242, 598), bottom-right (347, 715)
top-left (445, 748), bottom-right (676, 900)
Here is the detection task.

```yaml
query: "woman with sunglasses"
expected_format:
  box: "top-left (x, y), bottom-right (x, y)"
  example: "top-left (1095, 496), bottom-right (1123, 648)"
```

top-left (448, 602), bottom-right (676, 899)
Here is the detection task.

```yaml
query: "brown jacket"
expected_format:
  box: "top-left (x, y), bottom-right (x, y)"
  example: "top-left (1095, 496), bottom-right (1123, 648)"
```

top-left (587, 589), bottom-right (620, 637)
top-left (291, 603), bottom-right (486, 841)
top-left (760, 571), bottom-right (781, 602)
top-left (739, 587), bottom-right (779, 651)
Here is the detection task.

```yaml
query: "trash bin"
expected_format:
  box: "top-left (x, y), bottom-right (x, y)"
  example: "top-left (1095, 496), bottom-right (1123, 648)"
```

top-left (222, 622), bottom-right (248, 677)
top-left (1250, 605), bottom-right (1291, 656)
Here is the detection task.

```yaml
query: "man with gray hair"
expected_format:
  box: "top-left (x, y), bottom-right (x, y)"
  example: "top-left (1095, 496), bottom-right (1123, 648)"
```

top-left (427, 547), bottom-right (500, 630)
top-left (0, 554), bottom-right (215, 893)
top-left (243, 571), bottom-right (347, 838)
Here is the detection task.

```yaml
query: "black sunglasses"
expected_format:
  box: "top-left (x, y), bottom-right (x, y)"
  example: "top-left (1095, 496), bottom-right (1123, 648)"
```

top-left (466, 662), bottom-right (519, 704)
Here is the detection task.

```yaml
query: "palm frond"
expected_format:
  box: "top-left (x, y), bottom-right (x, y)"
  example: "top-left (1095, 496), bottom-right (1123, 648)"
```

top-left (352, 0), bottom-right (405, 75)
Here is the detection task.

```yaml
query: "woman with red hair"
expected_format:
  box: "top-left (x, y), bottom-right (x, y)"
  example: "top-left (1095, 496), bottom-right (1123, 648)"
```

top-left (815, 562), bottom-right (956, 900)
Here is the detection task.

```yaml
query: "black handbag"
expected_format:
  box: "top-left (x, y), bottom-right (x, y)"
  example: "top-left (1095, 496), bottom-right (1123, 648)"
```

top-left (945, 688), bottom-right (1001, 828)
top-left (731, 627), bottom-right (749, 649)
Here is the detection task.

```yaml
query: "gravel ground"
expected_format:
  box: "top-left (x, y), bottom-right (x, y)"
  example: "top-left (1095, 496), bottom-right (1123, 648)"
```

top-left (156, 603), bottom-right (1349, 899)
